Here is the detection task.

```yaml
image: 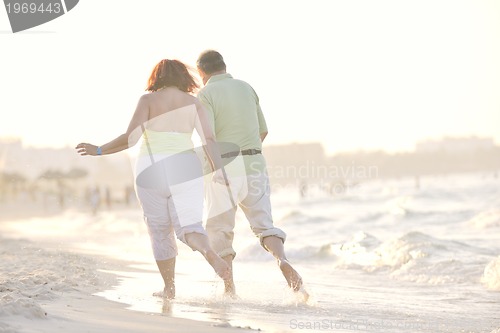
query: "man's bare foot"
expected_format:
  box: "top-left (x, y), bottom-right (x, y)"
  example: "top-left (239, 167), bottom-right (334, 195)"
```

top-left (206, 250), bottom-right (231, 281)
top-left (278, 259), bottom-right (303, 292)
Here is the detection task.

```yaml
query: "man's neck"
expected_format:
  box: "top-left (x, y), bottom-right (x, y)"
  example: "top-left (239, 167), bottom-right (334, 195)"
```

top-left (204, 70), bottom-right (226, 84)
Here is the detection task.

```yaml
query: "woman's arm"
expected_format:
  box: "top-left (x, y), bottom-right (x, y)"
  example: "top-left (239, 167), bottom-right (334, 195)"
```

top-left (76, 95), bottom-right (150, 156)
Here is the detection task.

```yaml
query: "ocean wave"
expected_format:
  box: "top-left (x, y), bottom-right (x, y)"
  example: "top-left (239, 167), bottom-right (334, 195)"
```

top-left (381, 195), bottom-right (471, 222)
top-left (279, 210), bottom-right (308, 223)
top-left (348, 231), bottom-right (480, 284)
top-left (352, 231), bottom-right (488, 285)
top-left (469, 209), bottom-right (500, 229)
top-left (274, 231), bottom-right (482, 285)
top-left (384, 195), bottom-right (413, 217)
top-left (481, 256), bottom-right (500, 291)
top-left (371, 231), bottom-right (454, 267)
top-left (278, 210), bottom-right (331, 225)
top-left (356, 211), bottom-right (385, 223)
top-left (328, 232), bottom-right (381, 268)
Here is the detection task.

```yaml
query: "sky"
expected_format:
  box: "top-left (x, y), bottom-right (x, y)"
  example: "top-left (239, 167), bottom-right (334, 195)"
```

top-left (1, 0), bottom-right (499, 154)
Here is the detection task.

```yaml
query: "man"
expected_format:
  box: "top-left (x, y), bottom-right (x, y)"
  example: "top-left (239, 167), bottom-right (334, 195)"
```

top-left (197, 50), bottom-right (306, 297)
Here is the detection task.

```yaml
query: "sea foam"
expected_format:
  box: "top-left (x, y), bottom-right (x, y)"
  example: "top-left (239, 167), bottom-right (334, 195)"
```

top-left (482, 256), bottom-right (500, 291)
top-left (469, 209), bottom-right (500, 229)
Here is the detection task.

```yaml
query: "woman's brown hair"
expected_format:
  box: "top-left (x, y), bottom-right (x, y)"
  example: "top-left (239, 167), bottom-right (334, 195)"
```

top-left (146, 59), bottom-right (199, 93)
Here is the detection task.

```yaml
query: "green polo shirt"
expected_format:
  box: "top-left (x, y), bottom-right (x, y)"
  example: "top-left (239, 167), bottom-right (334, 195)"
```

top-left (198, 73), bottom-right (268, 175)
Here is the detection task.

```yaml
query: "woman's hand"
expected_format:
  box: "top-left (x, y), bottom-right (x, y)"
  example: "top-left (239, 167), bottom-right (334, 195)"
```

top-left (212, 169), bottom-right (229, 185)
top-left (75, 143), bottom-right (98, 156)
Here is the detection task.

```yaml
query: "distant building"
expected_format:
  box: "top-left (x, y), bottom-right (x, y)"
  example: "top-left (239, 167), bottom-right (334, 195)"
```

top-left (416, 136), bottom-right (495, 153)
top-left (0, 137), bottom-right (133, 189)
top-left (0, 138), bottom-right (22, 172)
top-left (264, 142), bottom-right (326, 166)
top-left (263, 142), bottom-right (327, 185)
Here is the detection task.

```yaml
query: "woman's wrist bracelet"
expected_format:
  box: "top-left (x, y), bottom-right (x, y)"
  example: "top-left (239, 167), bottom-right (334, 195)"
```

top-left (97, 146), bottom-right (102, 155)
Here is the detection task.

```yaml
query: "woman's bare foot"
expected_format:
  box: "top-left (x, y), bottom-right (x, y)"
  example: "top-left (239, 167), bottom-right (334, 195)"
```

top-left (155, 258), bottom-right (175, 299)
top-left (152, 283), bottom-right (175, 299)
top-left (164, 284), bottom-right (175, 299)
top-left (205, 249), bottom-right (231, 281)
top-left (162, 298), bottom-right (172, 314)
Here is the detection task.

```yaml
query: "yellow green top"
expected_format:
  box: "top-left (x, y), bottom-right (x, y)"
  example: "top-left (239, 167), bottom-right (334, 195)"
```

top-left (198, 73), bottom-right (268, 175)
top-left (140, 130), bottom-right (194, 156)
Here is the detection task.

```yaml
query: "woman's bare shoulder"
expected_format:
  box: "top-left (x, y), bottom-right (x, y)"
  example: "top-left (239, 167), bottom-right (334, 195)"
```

top-left (179, 93), bottom-right (201, 109)
top-left (138, 92), bottom-right (152, 103)
top-left (183, 92), bottom-right (198, 103)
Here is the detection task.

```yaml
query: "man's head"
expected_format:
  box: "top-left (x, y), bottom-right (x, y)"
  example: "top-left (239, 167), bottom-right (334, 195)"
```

top-left (197, 50), bottom-right (226, 84)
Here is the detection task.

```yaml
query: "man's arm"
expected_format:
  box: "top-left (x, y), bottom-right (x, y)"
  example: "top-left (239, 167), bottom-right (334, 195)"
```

top-left (256, 99), bottom-right (268, 142)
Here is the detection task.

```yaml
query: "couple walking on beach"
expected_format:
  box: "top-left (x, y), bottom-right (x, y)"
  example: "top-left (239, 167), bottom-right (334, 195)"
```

top-left (76, 50), bottom-right (305, 299)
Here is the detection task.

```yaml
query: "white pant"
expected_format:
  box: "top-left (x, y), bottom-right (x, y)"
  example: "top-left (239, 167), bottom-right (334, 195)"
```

top-left (135, 152), bottom-right (207, 260)
top-left (205, 170), bottom-right (286, 258)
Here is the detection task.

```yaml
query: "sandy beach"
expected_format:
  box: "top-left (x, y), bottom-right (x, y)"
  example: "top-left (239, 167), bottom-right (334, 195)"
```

top-left (0, 232), bottom-right (249, 333)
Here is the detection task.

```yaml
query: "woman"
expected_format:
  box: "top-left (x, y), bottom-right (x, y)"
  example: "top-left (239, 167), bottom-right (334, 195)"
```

top-left (76, 59), bottom-right (230, 299)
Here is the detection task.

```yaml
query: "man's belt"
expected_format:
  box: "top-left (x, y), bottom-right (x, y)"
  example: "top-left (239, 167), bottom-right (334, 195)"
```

top-left (221, 149), bottom-right (262, 159)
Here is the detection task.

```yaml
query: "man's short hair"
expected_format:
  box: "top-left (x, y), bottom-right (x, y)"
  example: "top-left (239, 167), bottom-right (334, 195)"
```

top-left (197, 50), bottom-right (226, 75)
